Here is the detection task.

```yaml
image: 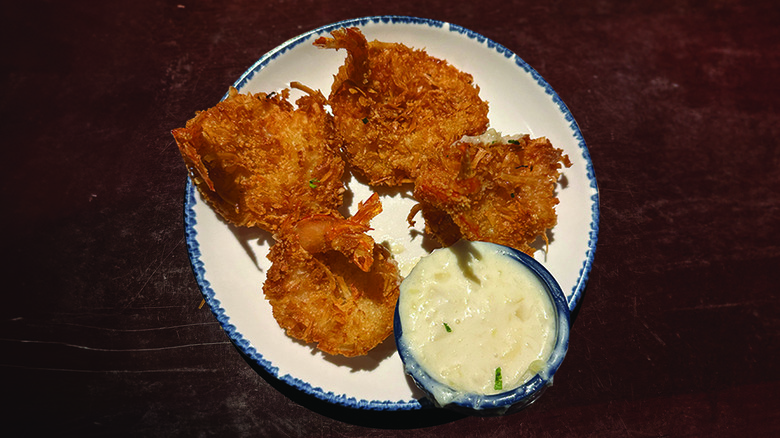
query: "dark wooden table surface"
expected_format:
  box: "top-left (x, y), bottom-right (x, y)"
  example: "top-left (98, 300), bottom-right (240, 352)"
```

top-left (3, 1), bottom-right (778, 436)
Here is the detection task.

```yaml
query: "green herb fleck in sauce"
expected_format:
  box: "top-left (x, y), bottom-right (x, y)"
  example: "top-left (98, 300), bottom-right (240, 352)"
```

top-left (494, 367), bottom-right (503, 391)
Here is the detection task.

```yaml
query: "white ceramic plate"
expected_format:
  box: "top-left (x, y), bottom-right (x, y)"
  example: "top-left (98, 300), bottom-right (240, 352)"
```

top-left (183, 16), bottom-right (599, 411)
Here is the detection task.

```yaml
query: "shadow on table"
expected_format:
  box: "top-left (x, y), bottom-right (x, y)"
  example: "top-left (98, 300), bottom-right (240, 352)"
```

top-left (235, 347), bottom-right (464, 429)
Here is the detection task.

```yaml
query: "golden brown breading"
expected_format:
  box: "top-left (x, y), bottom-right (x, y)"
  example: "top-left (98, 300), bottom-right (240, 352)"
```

top-left (172, 27), bottom-right (570, 358)
top-left (314, 27), bottom-right (489, 186)
top-left (263, 194), bottom-right (401, 357)
top-left (411, 134), bottom-right (572, 255)
top-left (172, 84), bottom-right (345, 232)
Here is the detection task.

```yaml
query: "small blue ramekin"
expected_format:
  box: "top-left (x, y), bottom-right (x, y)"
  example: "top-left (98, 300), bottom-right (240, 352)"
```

top-left (394, 241), bottom-right (571, 415)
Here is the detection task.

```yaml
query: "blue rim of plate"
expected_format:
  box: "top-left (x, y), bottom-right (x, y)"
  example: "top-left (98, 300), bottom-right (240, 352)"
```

top-left (182, 15), bottom-right (599, 412)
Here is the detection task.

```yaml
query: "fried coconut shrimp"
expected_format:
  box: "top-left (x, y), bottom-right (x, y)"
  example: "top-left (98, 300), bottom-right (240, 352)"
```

top-left (172, 83), bottom-right (345, 232)
top-left (314, 27), bottom-right (489, 186)
top-left (411, 131), bottom-right (572, 255)
top-left (264, 193), bottom-right (401, 357)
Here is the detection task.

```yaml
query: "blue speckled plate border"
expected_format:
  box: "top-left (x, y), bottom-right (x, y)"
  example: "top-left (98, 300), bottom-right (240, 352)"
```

top-left (183, 15), bottom-right (599, 411)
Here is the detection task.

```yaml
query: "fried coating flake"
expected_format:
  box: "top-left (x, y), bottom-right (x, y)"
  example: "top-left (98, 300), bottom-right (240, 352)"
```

top-left (314, 27), bottom-right (489, 186)
top-left (263, 193), bottom-right (401, 357)
top-left (411, 132), bottom-right (572, 255)
top-left (172, 84), bottom-right (345, 232)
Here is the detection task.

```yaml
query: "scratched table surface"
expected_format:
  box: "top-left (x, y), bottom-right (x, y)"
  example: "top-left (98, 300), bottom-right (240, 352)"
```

top-left (2, 1), bottom-right (779, 436)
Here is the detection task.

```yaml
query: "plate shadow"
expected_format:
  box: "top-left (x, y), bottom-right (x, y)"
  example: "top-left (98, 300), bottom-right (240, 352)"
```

top-left (234, 345), bottom-right (465, 429)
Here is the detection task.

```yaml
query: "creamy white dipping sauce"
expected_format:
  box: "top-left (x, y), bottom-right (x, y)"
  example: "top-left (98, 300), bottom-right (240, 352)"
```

top-left (398, 240), bottom-right (556, 402)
